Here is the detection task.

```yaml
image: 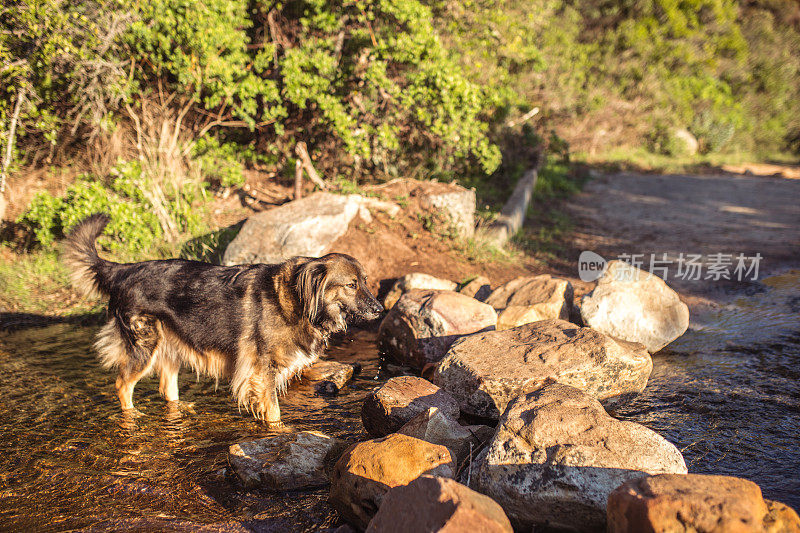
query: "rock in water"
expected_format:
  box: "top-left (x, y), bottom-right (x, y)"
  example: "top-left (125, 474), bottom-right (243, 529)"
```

top-left (366, 475), bottom-right (513, 533)
top-left (434, 319), bottom-right (652, 419)
top-left (397, 407), bottom-right (493, 466)
top-left (608, 473), bottom-right (800, 533)
top-left (329, 434), bottom-right (456, 529)
top-left (383, 273), bottom-right (458, 309)
top-left (222, 192), bottom-right (363, 265)
top-left (459, 276), bottom-right (492, 301)
top-left (581, 260), bottom-right (689, 353)
top-left (472, 384), bottom-right (687, 532)
top-left (361, 376), bottom-right (460, 437)
top-left (378, 290), bottom-right (497, 369)
top-left (303, 360), bottom-right (356, 391)
top-left (485, 275), bottom-right (574, 330)
top-left (228, 431), bottom-right (347, 490)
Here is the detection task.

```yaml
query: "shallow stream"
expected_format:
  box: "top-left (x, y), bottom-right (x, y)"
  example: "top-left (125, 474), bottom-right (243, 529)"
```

top-left (0, 271), bottom-right (798, 530)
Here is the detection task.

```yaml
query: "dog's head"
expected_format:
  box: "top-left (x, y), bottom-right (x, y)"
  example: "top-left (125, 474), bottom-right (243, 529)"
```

top-left (296, 253), bottom-right (383, 334)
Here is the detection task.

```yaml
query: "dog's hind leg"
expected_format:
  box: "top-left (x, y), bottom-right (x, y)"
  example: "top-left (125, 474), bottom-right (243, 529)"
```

top-left (115, 315), bottom-right (160, 411)
top-left (157, 357), bottom-right (180, 403)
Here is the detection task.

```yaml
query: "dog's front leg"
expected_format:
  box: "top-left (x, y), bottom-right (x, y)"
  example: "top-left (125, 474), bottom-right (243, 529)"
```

top-left (262, 372), bottom-right (282, 428)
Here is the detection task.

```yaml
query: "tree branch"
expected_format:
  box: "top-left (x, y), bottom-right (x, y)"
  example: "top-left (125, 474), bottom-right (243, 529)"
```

top-left (294, 141), bottom-right (327, 190)
top-left (1, 86), bottom-right (26, 194)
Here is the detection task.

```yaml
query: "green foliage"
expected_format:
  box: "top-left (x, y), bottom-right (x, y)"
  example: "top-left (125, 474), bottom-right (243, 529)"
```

top-left (534, 158), bottom-right (580, 199)
top-left (191, 137), bottom-right (246, 188)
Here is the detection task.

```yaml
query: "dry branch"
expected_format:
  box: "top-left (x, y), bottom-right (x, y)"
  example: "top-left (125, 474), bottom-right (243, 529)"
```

top-left (294, 141), bottom-right (327, 190)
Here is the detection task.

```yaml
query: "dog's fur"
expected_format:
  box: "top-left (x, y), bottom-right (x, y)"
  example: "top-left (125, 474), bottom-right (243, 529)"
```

top-left (63, 213), bottom-right (383, 424)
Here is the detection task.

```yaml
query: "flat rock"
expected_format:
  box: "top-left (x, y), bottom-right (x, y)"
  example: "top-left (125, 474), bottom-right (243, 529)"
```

top-left (228, 431), bottom-right (347, 490)
top-left (303, 360), bottom-right (356, 391)
top-left (608, 473), bottom-right (800, 533)
top-left (223, 192), bottom-right (364, 265)
top-left (383, 273), bottom-right (458, 309)
top-left (361, 376), bottom-right (460, 437)
top-left (329, 433), bottom-right (456, 529)
top-left (434, 319), bottom-right (652, 419)
top-left (417, 186), bottom-right (476, 238)
top-left (397, 407), bottom-right (493, 466)
top-left (366, 475), bottom-right (513, 533)
top-left (472, 384), bottom-right (687, 532)
top-left (485, 275), bottom-right (573, 329)
top-left (581, 260), bottom-right (689, 352)
top-left (379, 290), bottom-right (497, 369)
top-left (459, 276), bottom-right (492, 301)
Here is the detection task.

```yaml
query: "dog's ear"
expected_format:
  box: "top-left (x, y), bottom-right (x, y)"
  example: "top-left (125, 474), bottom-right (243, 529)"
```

top-left (296, 260), bottom-right (329, 324)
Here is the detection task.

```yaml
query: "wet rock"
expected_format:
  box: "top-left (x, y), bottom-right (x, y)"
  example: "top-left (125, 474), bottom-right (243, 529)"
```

top-left (459, 276), bottom-right (492, 301)
top-left (329, 433), bottom-right (456, 529)
top-left (228, 431), bottom-right (347, 490)
top-left (434, 319), bottom-right (652, 419)
top-left (581, 260), bottom-right (689, 353)
top-left (378, 290), bottom-right (497, 369)
top-left (472, 384), bottom-right (687, 532)
top-left (383, 273), bottom-right (457, 309)
top-left (397, 407), bottom-right (493, 466)
top-left (366, 475), bottom-right (513, 533)
top-left (303, 360), bottom-right (357, 391)
top-left (607, 473), bottom-right (800, 533)
top-left (223, 192), bottom-right (363, 265)
top-left (361, 376), bottom-right (460, 437)
top-left (417, 186), bottom-right (476, 238)
top-left (484, 275), bottom-right (574, 329)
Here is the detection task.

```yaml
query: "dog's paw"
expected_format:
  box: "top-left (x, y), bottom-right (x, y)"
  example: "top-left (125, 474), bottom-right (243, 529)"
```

top-left (264, 420), bottom-right (287, 431)
top-left (121, 407), bottom-right (146, 418)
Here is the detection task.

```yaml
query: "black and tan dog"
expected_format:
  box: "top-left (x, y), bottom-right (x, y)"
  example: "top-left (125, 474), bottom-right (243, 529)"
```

top-left (63, 214), bottom-right (383, 425)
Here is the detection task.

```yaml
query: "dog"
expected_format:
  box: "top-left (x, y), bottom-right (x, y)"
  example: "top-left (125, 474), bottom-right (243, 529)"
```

top-left (63, 213), bottom-right (383, 425)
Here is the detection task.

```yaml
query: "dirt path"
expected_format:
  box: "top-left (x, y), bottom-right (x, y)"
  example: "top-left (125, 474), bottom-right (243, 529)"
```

top-left (560, 170), bottom-right (800, 306)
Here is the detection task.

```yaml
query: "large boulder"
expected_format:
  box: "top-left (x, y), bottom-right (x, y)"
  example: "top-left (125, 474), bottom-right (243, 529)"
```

top-left (361, 376), bottom-right (460, 437)
top-left (228, 431), bottom-right (347, 490)
top-left (608, 474), bottom-right (800, 533)
top-left (434, 319), bottom-right (652, 419)
top-left (378, 290), bottom-right (497, 369)
top-left (459, 276), bottom-right (492, 301)
top-left (485, 275), bottom-right (574, 330)
top-left (581, 260), bottom-right (689, 353)
top-left (397, 407), bottom-right (494, 466)
top-left (383, 273), bottom-right (457, 309)
top-left (329, 434), bottom-right (456, 529)
top-left (366, 476), bottom-right (513, 533)
top-left (223, 192), bottom-right (364, 265)
top-left (472, 384), bottom-right (687, 532)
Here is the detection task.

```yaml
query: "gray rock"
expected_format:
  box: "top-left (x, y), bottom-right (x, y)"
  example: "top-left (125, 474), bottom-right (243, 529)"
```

top-left (459, 276), bottom-right (492, 301)
top-left (223, 192), bottom-right (363, 265)
top-left (418, 187), bottom-right (476, 238)
top-left (361, 376), bottom-right (460, 437)
top-left (378, 290), bottom-right (497, 369)
top-left (484, 274), bottom-right (573, 330)
top-left (366, 475), bottom-right (513, 533)
top-left (581, 260), bottom-right (689, 352)
top-left (672, 127), bottom-right (699, 156)
top-left (228, 431), bottom-right (347, 490)
top-left (472, 384), bottom-right (687, 532)
top-left (397, 407), bottom-right (493, 466)
top-left (434, 319), bottom-right (652, 419)
top-left (383, 273), bottom-right (457, 309)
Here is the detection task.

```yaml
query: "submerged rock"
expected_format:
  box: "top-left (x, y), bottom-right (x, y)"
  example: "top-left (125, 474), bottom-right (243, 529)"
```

top-left (397, 407), bottom-right (493, 466)
top-left (383, 273), bottom-right (458, 309)
top-left (485, 274), bottom-right (574, 330)
top-left (361, 376), bottom-right (460, 437)
top-left (366, 475), bottom-right (513, 533)
top-left (228, 431), bottom-right (347, 490)
top-left (608, 473), bottom-right (800, 533)
top-left (378, 290), bottom-right (497, 369)
top-left (472, 384), bottom-right (687, 532)
top-left (303, 359), bottom-right (357, 392)
top-left (434, 319), bottom-right (652, 419)
top-left (329, 434), bottom-right (456, 529)
top-left (581, 260), bottom-right (689, 352)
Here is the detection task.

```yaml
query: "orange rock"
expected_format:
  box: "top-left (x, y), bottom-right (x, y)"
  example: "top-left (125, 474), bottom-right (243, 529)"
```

top-left (329, 434), bottom-right (456, 529)
top-left (607, 473), bottom-right (800, 533)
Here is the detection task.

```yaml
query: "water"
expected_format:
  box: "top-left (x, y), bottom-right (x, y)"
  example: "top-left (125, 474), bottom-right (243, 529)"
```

top-left (0, 272), bottom-right (798, 530)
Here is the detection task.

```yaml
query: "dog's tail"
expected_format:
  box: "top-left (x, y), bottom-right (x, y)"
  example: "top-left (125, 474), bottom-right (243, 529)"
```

top-left (62, 213), bottom-right (115, 298)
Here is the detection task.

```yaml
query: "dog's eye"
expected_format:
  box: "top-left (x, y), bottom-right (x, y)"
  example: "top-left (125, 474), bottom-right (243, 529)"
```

top-left (347, 282), bottom-right (357, 289)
